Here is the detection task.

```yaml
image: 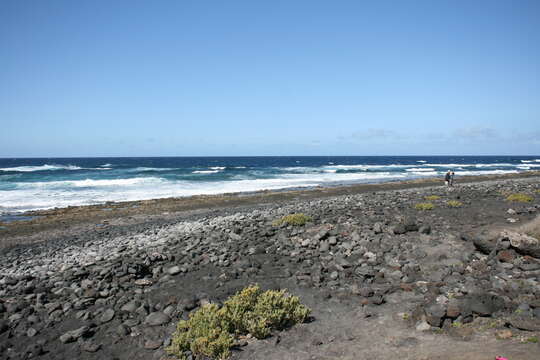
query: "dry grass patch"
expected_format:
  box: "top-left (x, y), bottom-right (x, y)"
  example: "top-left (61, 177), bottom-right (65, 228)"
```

top-left (415, 202), bottom-right (435, 211)
top-left (167, 285), bottom-right (311, 360)
top-left (447, 200), bottom-right (463, 207)
top-left (506, 193), bottom-right (534, 203)
top-left (272, 213), bottom-right (312, 226)
top-left (424, 195), bottom-right (440, 201)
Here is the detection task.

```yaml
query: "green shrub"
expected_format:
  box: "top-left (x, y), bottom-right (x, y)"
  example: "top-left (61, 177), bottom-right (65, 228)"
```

top-left (447, 200), bottom-right (463, 207)
top-left (272, 213), bottom-right (312, 226)
top-left (526, 336), bottom-right (539, 343)
top-left (167, 285), bottom-right (310, 360)
top-left (415, 202), bottom-right (435, 211)
top-left (506, 193), bottom-right (534, 203)
top-left (168, 304), bottom-right (234, 360)
top-left (424, 195), bottom-right (440, 201)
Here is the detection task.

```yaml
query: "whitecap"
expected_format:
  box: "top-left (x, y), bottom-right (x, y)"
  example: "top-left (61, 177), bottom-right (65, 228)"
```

top-left (0, 164), bottom-right (82, 172)
top-left (192, 170), bottom-right (219, 174)
top-left (130, 167), bottom-right (175, 172)
top-left (405, 168), bottom-right (436, 172)
top-left (324, 164), bottom-right (415, 170)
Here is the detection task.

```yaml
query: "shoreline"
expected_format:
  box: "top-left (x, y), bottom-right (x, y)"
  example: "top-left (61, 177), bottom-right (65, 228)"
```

top-left (1, 170), bottom-right (539, 252)
top-left (1, 170), bottom-right (539, 238)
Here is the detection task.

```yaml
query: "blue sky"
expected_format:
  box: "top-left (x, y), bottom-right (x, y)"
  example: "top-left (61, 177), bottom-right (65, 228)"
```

top-left (1, 0), bottom-right (539, 157)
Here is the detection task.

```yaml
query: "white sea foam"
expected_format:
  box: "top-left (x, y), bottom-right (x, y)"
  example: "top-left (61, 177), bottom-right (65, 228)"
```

top-left (455, 170), bottom-right (519, 176)
top-left (13, 177), bottom-right (162, 189)
top-left (421, 163), bottom-right (515, 168)
top-left (0, 160), bottom-right (533, 214)
top-left (192, 170), bottom-right (219, 174)
top-left (1, 172), bottom-right (408, 213)
top-left (474, 163), bottom-right (514, 168)
top-left (100, 163), bottom-right (112, 167)
top-left (521, 160), bottom-right (532, 163)
top-left (0, 164), bottom-right (82, 172)
top-left (210, 166), bottom-right (226, 170)
top-left (0, 164), bottom-right (112, 172)
top-left (130, 167), bottom-right (175, 172)
top-left (518, 166), bottom-right (531, 170)
top-left (417, 160), bottom-right (427, 163)
top-left (408, 171), bottom-right (439, 176)
top-left (405, 168), bottom-right (436, 172)
top-left (330, 164), bottom-right (414, 169)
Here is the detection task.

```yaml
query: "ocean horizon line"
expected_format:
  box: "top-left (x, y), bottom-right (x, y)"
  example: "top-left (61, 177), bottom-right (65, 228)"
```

top-left (1, 154), bottom-right (540, 159)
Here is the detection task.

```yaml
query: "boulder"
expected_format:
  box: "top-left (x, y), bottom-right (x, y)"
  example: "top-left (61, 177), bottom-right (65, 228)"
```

top-left (419, 225), bottom-right (431, 235)
top-left (425, 303), bottom-right (446, 327)
top-left (59, 326), bottom-right (90, 343)
top-left (167, 266), bottom-right (182, 275)
top-left (403, 218), bottom-right (419, 232)
top-left (463, 293), bottom-right (504, 317)
top-left (461, 230), bottom-right (497, 255)
top-left (99, 308), bottom-right (115, 323)
top-left (144, 312), bottom-right (170, 326)
top-left (392, 224), bottom-right (407, 235)
top-left (501, 230), bottom-right (540, 258)
top-left (506, 317), bottom-right (540, 331)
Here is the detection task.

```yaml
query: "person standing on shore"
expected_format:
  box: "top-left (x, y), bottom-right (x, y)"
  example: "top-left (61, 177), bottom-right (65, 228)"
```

top-left (450, 171), bottom-right (455, 187)
top-left (445, 170), bottom-right (451, 187)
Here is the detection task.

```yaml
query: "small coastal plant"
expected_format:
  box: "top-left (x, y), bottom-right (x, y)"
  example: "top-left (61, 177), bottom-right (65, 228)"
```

top-left (167, 285), bottom-right (311, 360)
top-left (424, 195), bottom-right (440, 201)
top-left (506, 193), bottom-right (534, 203)
top-left (414, 202), bottom-right (435, 211)
top-left (447, 200), bottom-right (463, 207)
top-left (525, 336), bottom-right (539, 343)
top-left (272, 213), bottom-right (312, 226)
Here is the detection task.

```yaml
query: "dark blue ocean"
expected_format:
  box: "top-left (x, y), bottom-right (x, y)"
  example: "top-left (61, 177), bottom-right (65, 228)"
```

top-left (1, 156), bottom-right (539, 214)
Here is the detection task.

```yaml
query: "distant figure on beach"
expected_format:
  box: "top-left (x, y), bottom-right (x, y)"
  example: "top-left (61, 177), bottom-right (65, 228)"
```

top-left (450, 171), bottom-right (455, 186)
top-left (445, 170), bottom-right (451, 187)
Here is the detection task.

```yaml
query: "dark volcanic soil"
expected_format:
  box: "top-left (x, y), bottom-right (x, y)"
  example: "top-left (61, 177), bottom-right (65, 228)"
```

top-left (1, 175), bottom-right (540, 360)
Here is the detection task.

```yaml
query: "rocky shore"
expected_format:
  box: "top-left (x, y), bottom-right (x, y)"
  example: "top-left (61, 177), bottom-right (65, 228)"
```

top-left (1, 175), bottom-right (540, 359)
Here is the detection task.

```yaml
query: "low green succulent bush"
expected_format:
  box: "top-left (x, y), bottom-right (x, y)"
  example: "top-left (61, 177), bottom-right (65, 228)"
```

top-left (525, 336), bottom-right (539, 343)
top-left (415, 202), bottom-right (435, 211)
top-left (447, 200), bottom-right (463, 207)
top-left (424, 195), bottom-right (440, 201)
top-left (272, 213), bottom-right (312, 226)
top-left (506, 193), bottom-right (534, 203)
top-left (167, 285), bottom-right (311, 360)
